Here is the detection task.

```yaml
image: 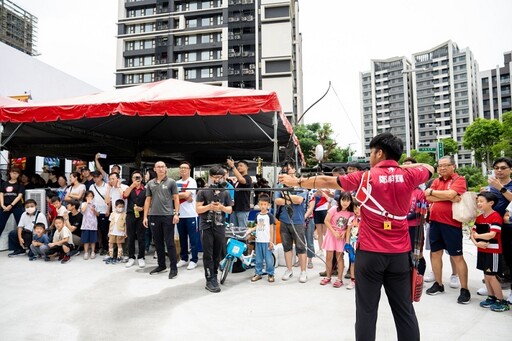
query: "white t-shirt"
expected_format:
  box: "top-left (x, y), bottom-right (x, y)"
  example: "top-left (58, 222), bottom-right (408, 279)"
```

top-left (68, 183), bottom-right (86, 201)
top-left (176, 177), bottom-right (198, 218)
top-left (53, 226), bottom-right (74, 245)
top-left (107, 184), bottom-right (129, 211)
top-left (255, 213), bottom-right (275, 243)
top-left (18, 211), bottom-right (48, 231)
top-left (90, 182), bottom-right (108, 214)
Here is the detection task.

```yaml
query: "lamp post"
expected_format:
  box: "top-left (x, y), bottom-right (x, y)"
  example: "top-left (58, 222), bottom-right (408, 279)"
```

top-left (348, 142), bottom-right (357, 161)
top-left (426, 123), bottom-right (441, 161)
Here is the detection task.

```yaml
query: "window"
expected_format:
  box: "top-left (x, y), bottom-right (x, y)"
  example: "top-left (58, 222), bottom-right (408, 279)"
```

top-left (185, 69), bottom-right (197, 79)
top-left (201, 68), bottom-right (210, 78)
top-left (185, 35), bottom-right (197, 45)
top-left (201, 51), bottom-right (210, 60)
top-left (187, 19), bottom-right (198, 28)
top-left (264, 5), bottom-right (289, 19)
top-left (201, 17), bottom-right (210, 26)
top-left (265, 60), bottom-right (291, 73)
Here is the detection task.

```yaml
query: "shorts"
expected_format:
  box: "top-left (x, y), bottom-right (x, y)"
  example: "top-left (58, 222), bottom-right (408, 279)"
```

top-left (280, 222), bottom-right (306, 254)
top-left (109, 235), bottom-right (126, 244)
top-left (81, 230), bottom-right (98, 244)
top-left (477, 252), bottom-right (502, 275)
top-left (314, 210), bottom-right (327, 224)
top-left (429, 221), bottom-right (463, 256)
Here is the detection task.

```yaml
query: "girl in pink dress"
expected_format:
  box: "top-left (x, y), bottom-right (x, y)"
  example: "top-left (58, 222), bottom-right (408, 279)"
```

top-left (320, 191), bottom-right (354, 288)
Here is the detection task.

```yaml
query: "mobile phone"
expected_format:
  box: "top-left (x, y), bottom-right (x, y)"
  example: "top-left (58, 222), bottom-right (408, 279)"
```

top-left (98, 153), bottom-right (107, 159)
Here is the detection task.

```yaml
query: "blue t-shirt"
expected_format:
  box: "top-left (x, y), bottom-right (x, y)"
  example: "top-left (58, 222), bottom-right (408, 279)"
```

top-left (274, 188), bottom-right (308, 225)
top-left (489, 180), bottom-right (512, 217)
top-left (33, 234), bottom-right (50, 245)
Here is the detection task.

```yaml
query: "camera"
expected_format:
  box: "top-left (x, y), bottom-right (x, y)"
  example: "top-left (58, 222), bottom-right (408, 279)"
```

top-left (227, 155), bottom-right (233, 161)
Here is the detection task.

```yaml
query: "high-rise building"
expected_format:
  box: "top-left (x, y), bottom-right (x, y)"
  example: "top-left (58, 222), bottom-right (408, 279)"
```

top-left (412, 41), bottom-right (479, 166)
top-left (0, 0), bottom-right (38, 56)
top-left (115, 0), bottom-right (302, 124)
top-left (478, 51), bottom-right (512, 120)
top-left (360, 57), bottom-right (414, 156)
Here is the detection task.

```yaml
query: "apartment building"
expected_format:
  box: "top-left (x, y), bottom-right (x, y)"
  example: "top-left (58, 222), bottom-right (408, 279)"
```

top-left (479, 51), bottom-right (512, 120)
top-left (115, 0), bottom-right (302, 123)
top-left (0, 0), bottom-right (37, 56)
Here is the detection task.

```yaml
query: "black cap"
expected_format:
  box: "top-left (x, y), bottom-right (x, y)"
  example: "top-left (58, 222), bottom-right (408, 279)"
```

top-left (81, 166), bottom-right (90, 172)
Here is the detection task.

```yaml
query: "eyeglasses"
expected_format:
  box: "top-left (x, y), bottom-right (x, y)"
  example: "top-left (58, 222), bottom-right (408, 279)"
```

top-left (179, 167), bottom-right (190, 170)
top-left (493, 166), bottom-right (510, 171)
top-left (437, 164), bottom-right (453, 168)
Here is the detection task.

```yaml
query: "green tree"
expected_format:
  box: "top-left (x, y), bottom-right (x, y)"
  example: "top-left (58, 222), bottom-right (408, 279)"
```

top-left (399, 150), bottom-right (435, 166)
top-left (294, 122), bottom-right (348, 166)
top-left (440, 138), bottom-right (458, 156)
top-left (456, 166), bottom-right (486, 191)
top-left (492, 111), bottom-right (512, 158)
top-left (463, 118), bottom-right (503, 168)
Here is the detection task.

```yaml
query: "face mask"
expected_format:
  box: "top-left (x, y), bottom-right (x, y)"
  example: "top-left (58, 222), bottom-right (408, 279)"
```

top-left (26, 207), bottom-right (36, 214)
top-left (116, 208), bottom-right (124, 213)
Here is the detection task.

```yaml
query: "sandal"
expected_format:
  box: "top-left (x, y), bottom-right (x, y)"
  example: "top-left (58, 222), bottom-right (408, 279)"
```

top-left (320, 277), bottom-right (331, 285)
top-left (333, 280), bottom-right (343, 288)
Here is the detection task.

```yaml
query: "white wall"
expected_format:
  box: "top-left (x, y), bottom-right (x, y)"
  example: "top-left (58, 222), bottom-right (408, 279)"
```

top-left (261, 22), bottom-right (292, 58)
top-left (262, 77), bottom-right (293, 113)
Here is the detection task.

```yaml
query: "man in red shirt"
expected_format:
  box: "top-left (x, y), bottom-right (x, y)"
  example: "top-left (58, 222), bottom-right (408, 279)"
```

top-left (278, 132), bottom-right (433, 341)
top-left (425, 156), bottom-right (470, 304)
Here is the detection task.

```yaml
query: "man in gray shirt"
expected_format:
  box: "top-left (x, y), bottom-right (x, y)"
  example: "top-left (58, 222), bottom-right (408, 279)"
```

top-left (143, 161), bottom-right (180, 278)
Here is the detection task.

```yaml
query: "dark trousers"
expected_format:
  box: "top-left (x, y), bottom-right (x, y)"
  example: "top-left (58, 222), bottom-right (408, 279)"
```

top-left (355, 250), bottom-right (419, 341)
top-left (149, 215), bottom-right (177, 270)
top-left (97, 214), bottom-right (109, 250)
top-left (0, 206), bottom-right (24, 237)
top-left (200, 226), bottom-right (224, 279)
top-left (8, 229), bottom-right (32, 251)
top-left (126, 213), bottom-right (145, 259)
top-left (177, 217), bottom-right (199, 263)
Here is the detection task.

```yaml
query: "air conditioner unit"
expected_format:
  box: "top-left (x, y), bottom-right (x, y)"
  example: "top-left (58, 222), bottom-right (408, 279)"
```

top-left (25, 189), bottom-right (47, 215)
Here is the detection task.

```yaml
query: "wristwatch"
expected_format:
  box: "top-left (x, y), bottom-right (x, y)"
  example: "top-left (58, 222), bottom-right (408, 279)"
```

top-left (500, 187), bottom-right (508, 194)
top-left (173, 211), bottom-right (180, 216)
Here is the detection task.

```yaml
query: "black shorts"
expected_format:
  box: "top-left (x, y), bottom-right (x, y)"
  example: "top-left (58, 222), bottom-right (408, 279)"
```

top-left (476, 251), bottom-right (502, 275)
top-left (314, 210), bottom-right (327, 224)
top-left (429, 221), bottom-right (463, 256)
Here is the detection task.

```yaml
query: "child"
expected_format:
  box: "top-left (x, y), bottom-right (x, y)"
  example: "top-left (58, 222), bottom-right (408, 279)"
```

top-left (245, 194), bottom-right (275, 283)
top-left (471, 192), bottom-right (509, 312)
top-left (344, 202), bottom-right (360, 290)
top-left (29, 223), bottom-right (50, 261)
top-left (81, 190), bottom-right (98, 260)
top-left (45, 216), bottom-right (74, 264)
top-left (320, 191), bottom-right (354, 288)
top-left (106, 199), bottom-right (127, 264)
top-left (7, 199), bottom-right (48, 257)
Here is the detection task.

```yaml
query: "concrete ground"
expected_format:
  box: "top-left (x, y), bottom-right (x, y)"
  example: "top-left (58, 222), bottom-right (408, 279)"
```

top-left (0, 237), bottom-right (510, 341)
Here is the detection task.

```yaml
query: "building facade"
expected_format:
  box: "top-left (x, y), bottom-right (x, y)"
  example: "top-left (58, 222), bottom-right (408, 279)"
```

top-left (0, 0), bottom-right (38, 56)
top-left (115, 0), bottom-right (302, 123)
top-left (478, 51), bottom-right (512, 120)
top-left (360, 57), bottom-right (414, 156)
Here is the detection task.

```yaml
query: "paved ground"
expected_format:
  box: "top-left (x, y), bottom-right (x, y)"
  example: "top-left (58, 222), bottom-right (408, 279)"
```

top-left (0, 238), bottom-right (510, 341)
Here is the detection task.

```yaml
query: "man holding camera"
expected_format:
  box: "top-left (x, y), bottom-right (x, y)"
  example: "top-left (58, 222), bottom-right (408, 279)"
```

top-left (143, 161), bottom-right (180, 278)
top-left (196, 166), bottom-right (233, 293)
top-left (124, 170), bottom-right (147, 268)
top-left (226, 158), bottom-right (252, 228)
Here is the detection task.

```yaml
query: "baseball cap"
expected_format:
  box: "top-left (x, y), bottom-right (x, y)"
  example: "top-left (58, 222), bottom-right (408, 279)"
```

top-left (81, 166), bottom-right (90, 172)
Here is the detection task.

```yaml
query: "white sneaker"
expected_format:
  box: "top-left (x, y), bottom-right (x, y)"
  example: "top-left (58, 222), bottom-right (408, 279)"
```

top-left (424, 271), bottom-right (435, 283)
top-left (125, 258), bottom-right (135, 268)
top-left (282, 269), bottom-right (293, 281)
top-left (299, 271), bottom-right (308, 283)
top-left (90, 252), bottom-right (96, 259)
top-left (187, 261), bottom-right (197, 270)
top-left (449, 274), bottom-right (460, 289)
top-left (508, 292), bottom-right (512, 304)
top-left (476, 286), bottom-right (488, 296)
top-left (138, 258), bottom-right (146, 268)
top-left (83, 252), bottom-right (90, 260)
top-left (177, 260), bottom-right (188, 268)
top-left (346, 279), bottom-right (356, 290)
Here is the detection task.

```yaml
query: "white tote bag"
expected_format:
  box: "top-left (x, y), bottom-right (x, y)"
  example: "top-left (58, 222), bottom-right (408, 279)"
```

top-left (452, 191), bottom-right (478, 223)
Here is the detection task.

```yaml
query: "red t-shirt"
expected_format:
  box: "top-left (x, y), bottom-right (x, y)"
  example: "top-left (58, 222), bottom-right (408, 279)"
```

top-left (337, 160), bottom-right (431, 253)
top-left (429, 174), bottom-right (467, 228)
top-left (473, 211), bottom-right (502, 254)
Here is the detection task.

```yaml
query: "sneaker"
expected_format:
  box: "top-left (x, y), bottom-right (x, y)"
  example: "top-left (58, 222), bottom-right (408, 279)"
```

top-left (29, 256), bottom-right (37, 261)
top-left (476, 286), bottom-right (488, 296)
top-left (111, 258), bottom-right (119, 264)
top-left (457, 288), bottom-right (471, 304)
top-left (70, 249), bottom-right (80, 257)
top-left (121, 256), bottom-right (129, 263)
top-left (426, 282), bottom-right (445, 295)
top-left (177, 259), bottom-right (188, 268)
top-left (168, 269), bottom-right (178, 279)
top-left (138, 258), bottom-right (146, 268)
top-left (450, 274), bottom-right (460, 289)
top-left (83, 252), bottom-right (90, 260)
top-left (90, 252), bottom-right (96, 259)
top-left (187, 261), bottom-right (197, 270)
top-left (346, 279), bottom-right (356, 290)
top-left (424, 271), bottom-right (435, 283)
top-left (479, 296), bottom-right (497, 308)
top-left (126, 258), bottom-right (135, 268)
top-left (60, 254), bottom-right (71, 264)
top-left (307, 261), bottom-right (313, 269)
top-left (205, 278), bottom-right (221, 293)
top-left (104, 257), bottom-right (112, 264)
top-left (333, 280), bottom-right (343, 288)
top-left (299, 271), bottom-right (308, 283)
top-left (320, 277), bottom-right (331, 286)
top-left (490, 300), bottom-right (510, 312)
top-left (150, 266), bottom-right (167, 275)
top-left (268, 275), bottom-right (275, 283)
top-left (251, 274), bottom-right (262, 282)
top-left (282, 269), bottom-right (293, 281)
top-left (44, 256), bottom-right (51, 262)
top-left (8, 250), bottom-right (25, 257)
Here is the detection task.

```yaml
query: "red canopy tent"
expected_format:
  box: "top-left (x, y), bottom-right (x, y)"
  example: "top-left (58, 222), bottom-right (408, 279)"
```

top-left (0, 79), bottom-right (301, 166)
